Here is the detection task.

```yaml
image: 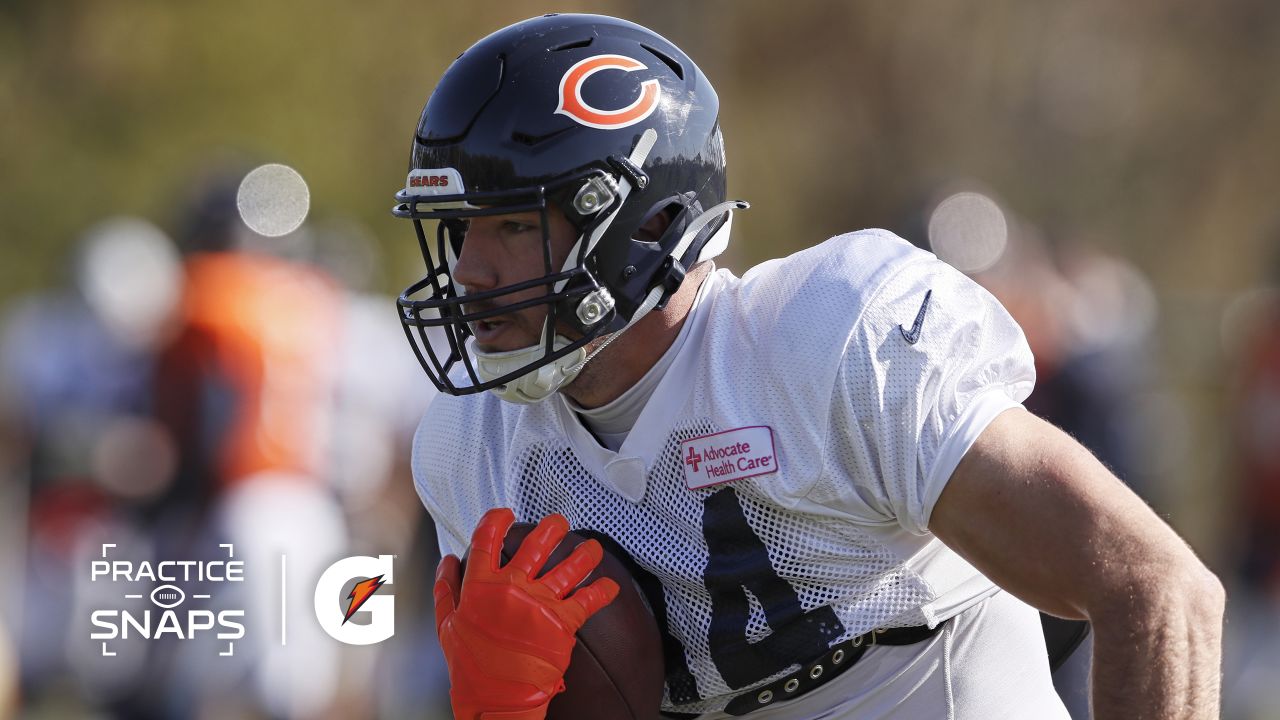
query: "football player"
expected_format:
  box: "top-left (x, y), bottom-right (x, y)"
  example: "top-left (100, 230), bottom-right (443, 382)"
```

top-left (395, 14), bottom-right (1224, 719)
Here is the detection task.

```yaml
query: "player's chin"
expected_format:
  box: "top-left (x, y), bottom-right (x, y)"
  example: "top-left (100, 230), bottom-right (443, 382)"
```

top-left (470, 318), bottom-right (538, 353)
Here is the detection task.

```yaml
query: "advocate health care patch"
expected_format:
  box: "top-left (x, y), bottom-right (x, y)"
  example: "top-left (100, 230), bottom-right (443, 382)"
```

top-left (681, 425), bottom-right (778, 490)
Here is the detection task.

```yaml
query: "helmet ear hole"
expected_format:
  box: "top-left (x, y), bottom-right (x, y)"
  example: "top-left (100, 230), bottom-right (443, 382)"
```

top-left (636, 203), bottom-right (675, 244)
top-left (637, 195), bottom-right (696, 244)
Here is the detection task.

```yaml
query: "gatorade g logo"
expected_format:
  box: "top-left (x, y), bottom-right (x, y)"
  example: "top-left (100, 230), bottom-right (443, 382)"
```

top-left (555, 54), bottom-right (662, 130)
top-left (313, 555), bottom-right (394, 645)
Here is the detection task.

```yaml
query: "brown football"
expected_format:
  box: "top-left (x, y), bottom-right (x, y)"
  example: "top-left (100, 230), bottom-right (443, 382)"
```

top-left (463, 522), bottom-right (666, 720)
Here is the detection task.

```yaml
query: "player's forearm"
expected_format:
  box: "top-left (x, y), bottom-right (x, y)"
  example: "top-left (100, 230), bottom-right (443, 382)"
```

top-left (1088, 565), bottom-right (1224, 720)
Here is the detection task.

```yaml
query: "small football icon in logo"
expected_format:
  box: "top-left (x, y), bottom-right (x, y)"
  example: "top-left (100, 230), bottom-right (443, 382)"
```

top-left (150, 584), bottom-right (186, 609)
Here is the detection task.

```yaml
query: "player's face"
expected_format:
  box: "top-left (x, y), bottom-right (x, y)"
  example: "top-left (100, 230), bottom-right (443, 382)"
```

top-left (452, 206), bottom-right (578, 353)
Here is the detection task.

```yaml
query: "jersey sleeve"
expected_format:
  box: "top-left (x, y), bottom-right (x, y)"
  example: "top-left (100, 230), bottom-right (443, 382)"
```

top-left (411, 398), bottom-right (473, 558)
top-left (433, 521), bottom-right (464, 558)
top-left (830, 253), bottom-right (1035, 535)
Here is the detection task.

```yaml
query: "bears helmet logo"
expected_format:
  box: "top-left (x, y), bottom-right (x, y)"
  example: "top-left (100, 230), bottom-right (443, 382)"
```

top-left (555, 54), bottom-right (662, 130)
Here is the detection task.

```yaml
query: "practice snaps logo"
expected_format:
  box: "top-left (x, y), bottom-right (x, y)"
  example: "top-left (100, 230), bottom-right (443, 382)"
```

top-left (90, 543), bottom-right (246, 657)
top-left (313, 555), bottom-right (394, 645)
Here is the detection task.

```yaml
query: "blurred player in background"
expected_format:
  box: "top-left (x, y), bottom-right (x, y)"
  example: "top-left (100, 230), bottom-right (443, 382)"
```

top-left (157, 172), bottom-right (442, 720)
top-left (396, 14), bottom-right (1223, 719)
top-left (0, 217), bottom-right (185, 716)
top-left (0, 164), bottom-right (439, 718)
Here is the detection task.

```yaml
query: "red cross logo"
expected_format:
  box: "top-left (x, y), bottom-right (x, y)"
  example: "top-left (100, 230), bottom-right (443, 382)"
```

top-left (684, 445), bottom-right (702, 472)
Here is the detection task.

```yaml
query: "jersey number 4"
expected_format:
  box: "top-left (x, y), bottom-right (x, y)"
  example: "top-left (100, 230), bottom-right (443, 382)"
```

top-left (639, 487), bottom-right (848, 702)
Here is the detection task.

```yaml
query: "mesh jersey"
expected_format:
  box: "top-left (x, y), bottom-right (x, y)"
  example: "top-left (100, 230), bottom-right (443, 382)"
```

top-left (412, 229), bottom-right (1036, 714)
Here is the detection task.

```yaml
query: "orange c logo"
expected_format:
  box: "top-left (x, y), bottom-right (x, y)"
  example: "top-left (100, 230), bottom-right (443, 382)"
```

top-left (555, 54), bottom-right (662, 130)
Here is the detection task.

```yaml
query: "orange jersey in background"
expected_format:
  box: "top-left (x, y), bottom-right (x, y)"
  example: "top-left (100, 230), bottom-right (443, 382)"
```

top-left (159, 252), bottom-right (342, 489)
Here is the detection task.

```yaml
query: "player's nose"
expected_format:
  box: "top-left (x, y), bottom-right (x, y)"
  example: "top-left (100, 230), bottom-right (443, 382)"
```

top-left (451, 226), bottom-right (500, 294)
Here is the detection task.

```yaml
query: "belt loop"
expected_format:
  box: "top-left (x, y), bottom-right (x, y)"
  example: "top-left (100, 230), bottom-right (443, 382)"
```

top-left (719, 620), bottom-right (947, 716)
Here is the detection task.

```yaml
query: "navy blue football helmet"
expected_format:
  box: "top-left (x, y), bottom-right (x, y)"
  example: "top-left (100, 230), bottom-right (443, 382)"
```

top-left (393, 13), bottom-right (742, 401)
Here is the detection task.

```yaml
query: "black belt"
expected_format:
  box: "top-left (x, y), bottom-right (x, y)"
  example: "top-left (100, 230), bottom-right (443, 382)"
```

top-left (663, 621), bottom-right (948, 718)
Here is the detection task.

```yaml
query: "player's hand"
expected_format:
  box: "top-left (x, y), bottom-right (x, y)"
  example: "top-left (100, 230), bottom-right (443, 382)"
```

top-left (434, 507), bottom-right (620, 720)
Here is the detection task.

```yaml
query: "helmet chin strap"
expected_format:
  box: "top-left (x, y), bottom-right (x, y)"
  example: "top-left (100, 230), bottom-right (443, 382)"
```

top-left (471, 328), bottom-right (587, 405)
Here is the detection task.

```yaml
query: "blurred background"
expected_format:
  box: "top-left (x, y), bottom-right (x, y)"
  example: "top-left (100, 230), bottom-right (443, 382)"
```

top-left (2, 0), bottom-right (1279, 718)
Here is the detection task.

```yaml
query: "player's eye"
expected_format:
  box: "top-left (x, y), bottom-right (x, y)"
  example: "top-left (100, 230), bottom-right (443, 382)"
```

top-left (502, 220), bottom-right (538, 234)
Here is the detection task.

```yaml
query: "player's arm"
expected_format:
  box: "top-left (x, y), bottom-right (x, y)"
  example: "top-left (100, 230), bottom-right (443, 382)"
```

top-left (929, 406), bottom-right (1224, 720)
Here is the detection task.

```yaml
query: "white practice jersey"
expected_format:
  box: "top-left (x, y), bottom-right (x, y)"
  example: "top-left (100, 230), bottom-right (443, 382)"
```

top-left (413, 230), bottom-right (1056, 716)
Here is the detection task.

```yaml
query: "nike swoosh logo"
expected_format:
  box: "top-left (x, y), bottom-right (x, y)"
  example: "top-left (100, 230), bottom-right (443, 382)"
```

top-left (899, 289), bottom-right (933, 345)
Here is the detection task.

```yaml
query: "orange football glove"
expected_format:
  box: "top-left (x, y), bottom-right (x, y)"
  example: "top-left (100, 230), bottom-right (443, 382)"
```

top-left (434, 508), bottom-right (620, 720)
